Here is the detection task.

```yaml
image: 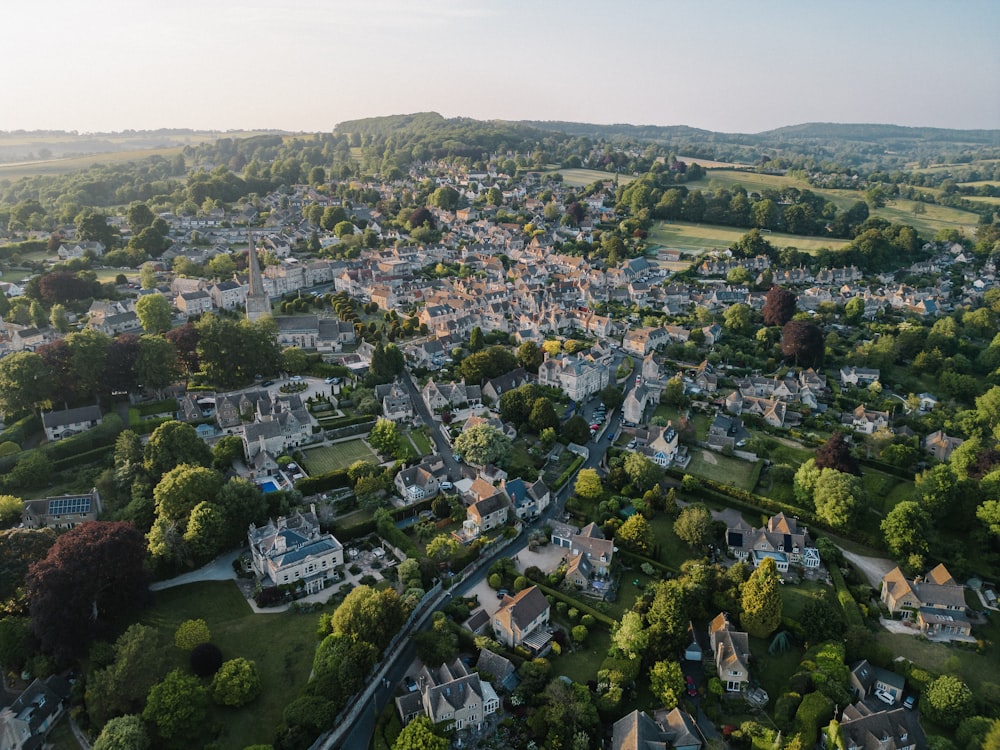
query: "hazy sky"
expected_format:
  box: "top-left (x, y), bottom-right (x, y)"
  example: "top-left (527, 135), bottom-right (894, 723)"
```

top-left (3, 0), bottom-right (998, 134)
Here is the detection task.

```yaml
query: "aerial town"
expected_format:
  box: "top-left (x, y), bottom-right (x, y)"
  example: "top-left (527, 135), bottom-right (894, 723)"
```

top-left (0, 116), bottom-right (999, 750)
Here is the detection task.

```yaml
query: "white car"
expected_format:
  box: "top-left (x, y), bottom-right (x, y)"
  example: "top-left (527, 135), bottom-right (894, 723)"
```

top-left (290, 375), bottom-right (302, 382)
top-left (439, 481), bottom-right (454, 491)
top-left (874, 688), bottom-right (895, 706)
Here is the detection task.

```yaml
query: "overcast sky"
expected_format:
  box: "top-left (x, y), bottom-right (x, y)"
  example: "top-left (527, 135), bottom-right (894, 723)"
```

top-left (3, 0), bottom-right (998, 134)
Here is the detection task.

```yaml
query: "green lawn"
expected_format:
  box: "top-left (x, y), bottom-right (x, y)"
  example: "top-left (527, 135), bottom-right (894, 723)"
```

top-left (652, 405), bottom-right (710, 442)
top-left (874, 627), bottom-right (999, 693)
top-left (861, 469), bottom-right (914, 516)
top-left (647, 221), bottom-right (850, 256)
top-left (685, 449), bottom-right (761, 492)
top-left (301, 439), bottom-right (379, 474)
top-left (778, 580), bottom-right (831, 621)
top-left (551, 625), bottom-right (611, 684)
top-left (142, 581), bottom-right (321, 750)
top-left (408, 428), bottom-right (434, 456)
top-left (547, 168), bottom-right (636, 188)
top-left (46, 717), bottom-right (79, 750)
top-left (648, 514), bottom-right (701, 571)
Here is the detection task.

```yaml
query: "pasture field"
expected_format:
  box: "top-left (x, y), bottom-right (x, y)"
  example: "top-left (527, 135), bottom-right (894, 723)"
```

top-left (0, 147), bottom-right (184, 180)
top-left (647, 221), bottom-right (850, 255)
top-left (873, 199), bottom-right (980, 237)
top-left (676, 155), bottom-right (749, 169)
top-left (301, 439), bottom-right (379, 474)
top-left (965, 195), bottom-right (1000, 206)
top-left (549, 168), bottom-right (635, 187)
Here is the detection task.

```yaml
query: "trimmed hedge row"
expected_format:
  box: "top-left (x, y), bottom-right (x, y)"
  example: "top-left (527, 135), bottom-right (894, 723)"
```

top-left (554, 455), bottom-right (586, 490)
top-left (0, 414), bottom-right (40, 448)
top-left (51, 446), bottom-right (114, 472)
top-left (316, 414), bottom-right (375, 429)
top-left (617, 548), bottom-right (678, 575)
top-left (527, 578), bottom-right (616, 628)
top-left (295, 469), bottom-right (352, 496)
top-left (829, 565), bottom-right (864, 627)
top-left (135, 398), bottom-right (178, 417)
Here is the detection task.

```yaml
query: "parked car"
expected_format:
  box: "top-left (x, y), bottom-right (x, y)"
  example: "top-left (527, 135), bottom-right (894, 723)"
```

top-left (262, 380), bottom-right (275, 387)
top-left (902, 695), bottom-right (916, 710)
top-left (496, 589), bottom-right (510, 600)
top-left (290, 375), bottom-right (303, 381)
top-left (627, 440), bottom-right (637, 449)
top-left (875, 688), bottom-right (895, 706)
top-left (324, 376), bottom-right (341, 384)
top-left (439, 481), bottom-right (454, 491)
top-left (685, 675), bottom-right (698, 696)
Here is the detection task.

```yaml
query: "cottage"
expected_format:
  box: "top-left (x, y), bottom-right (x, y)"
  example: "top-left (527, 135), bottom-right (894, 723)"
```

top-left (22, 490), bottom-right (102, 530)
top-left (837, 701), bottom-right (925, 750)
top-left (41, 405), bottom-right (103, 441)
top-left (394, 463), bottom-right (440, 504)
top-left (924, 429), bottom-right (963, 462)
top-left (726, 512), bottom-right (820, 571)
top-left (849, 660), bottom-right (906, 704)
top-left (0, 676), bottom-right (71, 750)
top-left (395, 658), bottom-right (499, 731)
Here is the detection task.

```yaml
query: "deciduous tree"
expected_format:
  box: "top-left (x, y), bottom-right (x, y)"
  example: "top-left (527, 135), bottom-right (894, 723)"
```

top-left (815, 432), bottom-right (860, 475)
top-left (153, 465), bottom-right (225, 529)
top-left (623, 452), bottom-right (661, 493)
top-left (574, 468), bottom-right (603, 501)
top-left (368, 418), bottom-right (400, 456)
top-left (93, 715), bottom-right (150, 750)
top-left (781, 320), bottom-right (824, 367)
top-left (452, 423), bottom-right (511, 467)
top-left (763, 285), bottom-right (797, 326)
top-left (26, 521), bottom-right (149, 660)
top-left (211, 657), bottom-right (262, 707)
top-left (673, 504), bottom-right (713, 549)
top-left (135, 294), bottom-right (172, 334)
top-left (174, 619), bottom-right (210, 651)
top-left (85, 624), bottom-right (167, 727)
top-left (144, 421), bottom-right (213, 481)
top-left (881, 501), bottom-right (931, 561)
top-left (142, 669), bottom-right (208, 748)
top-left (393, 716), bottom-right (447, 750)
top-left (611, 611), bottom-right (648, 660)
top-left (330, 585), bottom-right (406, 651)
top-left (0, 527), bottom-right (55, 613)
top-left (649, 659), bottom-right (685, 710)
top-left (616, 513), bottom-right (652, 554)
top-left (922, 675), bottom-right (974, 728)
top-left (813, 469), bottom-right (864, 530)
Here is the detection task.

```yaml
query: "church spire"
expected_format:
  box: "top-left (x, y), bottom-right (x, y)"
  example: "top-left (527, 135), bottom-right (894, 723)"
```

top-left (245, 230), bottom-right (270, 321)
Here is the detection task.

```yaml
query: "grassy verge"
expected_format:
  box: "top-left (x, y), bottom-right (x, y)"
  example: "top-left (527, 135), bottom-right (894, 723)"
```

top-left (142, 581), bottom-right (320, 750)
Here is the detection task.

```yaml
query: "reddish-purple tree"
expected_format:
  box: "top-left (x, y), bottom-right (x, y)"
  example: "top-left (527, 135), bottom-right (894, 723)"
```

top-left (26, 521), bottom-right (149, 660)
top-left (762, 285), bottom-right (797, 327)
top-left (815, 432), bottom-right (861, 476)
top-left (780, 320), bottom-right (824, 368)
top-left (165, 322), bottom-right (199, 373)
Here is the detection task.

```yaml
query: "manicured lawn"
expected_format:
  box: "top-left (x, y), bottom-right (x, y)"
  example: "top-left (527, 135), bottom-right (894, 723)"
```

top-left (861, 469), bottom-right (914, 515)
top-left (408, 428), bottom-right (434, 456)
top-left (778, 580), bottom-right (832, 621)
top-left (547, 168), bottom-right (635, 187)
top-left (651, 405), bottom-right (709, 441)
top-left (648, 514), bottom-right (700, 571)
top-left (647, 220), bottom-right (850, 256)
top-left (551, 626), bottom-right (611, 684)
top-left (142, 581), bottom-right (321, 750)
top-left (685, 449), bottom-right (761, 492)
top-left (874, 627), bottom-right (999, 692)
top-left (764, 438), bottom-right (813, 468)
top-left (301, 439), bottom-right (379, 474)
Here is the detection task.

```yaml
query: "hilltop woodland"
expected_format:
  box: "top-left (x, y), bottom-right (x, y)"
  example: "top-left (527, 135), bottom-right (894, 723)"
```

top-left (0, 115), bottom-right (1000, 749)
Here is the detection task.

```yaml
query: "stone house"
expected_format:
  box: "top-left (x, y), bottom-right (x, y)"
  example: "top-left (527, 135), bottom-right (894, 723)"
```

top-left (395, 658), bottom-right (499, 731)
top-left (247, 508), bottom-right (343, 595)
top-left (880, 564), bottom-right (971, 640)
top-left (41, 405), bottom-right (103, 441)
top-left (725, 512), bottom-right (820, 572)
top-left (22, 490), bottom-right (103, 531)
top-left (493, 585), bottom-right (551, 650)
top-left (708, 612), bottom-right (750, 692)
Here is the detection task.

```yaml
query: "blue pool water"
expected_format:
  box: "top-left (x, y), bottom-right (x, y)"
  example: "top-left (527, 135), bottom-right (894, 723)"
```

top-left (259, 480), bottom-right (280, 493)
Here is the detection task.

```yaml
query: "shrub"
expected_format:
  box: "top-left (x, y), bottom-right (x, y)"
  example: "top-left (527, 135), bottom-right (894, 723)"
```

top-left (174, 619), bottom-right (211, 651)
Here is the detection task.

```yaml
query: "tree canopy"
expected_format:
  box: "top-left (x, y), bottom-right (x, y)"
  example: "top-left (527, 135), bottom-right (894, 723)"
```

top-left (26, 521), bottom-right (148, 659)
top-left (740, 557), bottom-right (783, 638)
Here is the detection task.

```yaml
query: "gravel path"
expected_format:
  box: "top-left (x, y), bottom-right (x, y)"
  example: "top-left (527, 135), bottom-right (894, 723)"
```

top-left (842, 548), bottom-right (896, 588)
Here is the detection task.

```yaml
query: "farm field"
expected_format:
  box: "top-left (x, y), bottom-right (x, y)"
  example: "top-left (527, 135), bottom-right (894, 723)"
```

top-left (0, 147), bottom-right (185, 180)
top-left (549, 168), bottom-right (635, 187)
top-left (676, 155), bottom-right (750, 169)
top-left (873, 199), bottom-right (981, 237)
top-left (965, 195), bottom-right (1000, 206)
top-left (301, 439), bottom-right (379, 474)
top-left (647, 221), bottom-right (850, 255)
top-left (142, 581), bottom-right (320, 750)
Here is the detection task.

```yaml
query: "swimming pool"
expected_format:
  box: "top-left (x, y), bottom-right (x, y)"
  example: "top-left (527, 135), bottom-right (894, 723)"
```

top-left (258, 480), bottom-right (280, 493)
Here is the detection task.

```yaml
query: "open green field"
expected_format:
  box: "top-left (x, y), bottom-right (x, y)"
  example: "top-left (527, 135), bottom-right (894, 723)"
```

top-left (549, 168), bottom-right (636, 187)
top-left (685, 449), bottom-right (762, 492)
top-left (0, 147), bottom-right (185, 180)
top-left (966, 195), bottom-right (1000, 206)
top-left (408, 428), bottom-right (433, 456)
top-left (647, 221), bottom-right (850, 256)
top-left (861, 469), bottom-right (914, 516)
top-left (874, 199), bottom-right (980, 237)
top-left (301, 439), bottom-right (379, 474)
top-left (690, 169), bottom-right (810, 196)
top-left (143, 581), bottom-right (320, 750)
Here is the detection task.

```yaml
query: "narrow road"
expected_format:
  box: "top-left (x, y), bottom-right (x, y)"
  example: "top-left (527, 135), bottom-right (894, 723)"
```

top-left (400, 371), bottom-right (461, 478)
